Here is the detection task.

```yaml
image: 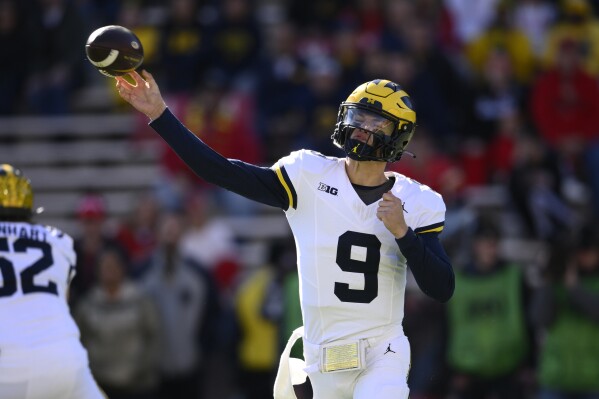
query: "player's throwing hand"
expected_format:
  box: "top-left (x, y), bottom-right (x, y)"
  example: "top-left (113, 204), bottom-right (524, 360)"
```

top-left (377, 191), bottom-right (409, 239)
top-left (115, 70), bottom-right (167, 121)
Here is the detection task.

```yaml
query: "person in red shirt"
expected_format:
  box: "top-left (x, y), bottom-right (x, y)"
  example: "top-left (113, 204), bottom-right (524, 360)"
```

top-left (531, 38), bottom-right (599, 168)
top-left (531, 37), bottom-right (599, 217)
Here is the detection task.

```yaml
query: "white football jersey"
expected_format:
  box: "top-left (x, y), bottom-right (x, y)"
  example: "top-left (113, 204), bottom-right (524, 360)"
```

top-left (273, 150), bottom-right (445, 345)
top-left (0, 222), bottom-right (82, 350)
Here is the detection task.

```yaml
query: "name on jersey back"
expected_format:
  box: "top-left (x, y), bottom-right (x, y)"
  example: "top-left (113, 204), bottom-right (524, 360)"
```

top-left (0, 223), bottom-right (48, 242)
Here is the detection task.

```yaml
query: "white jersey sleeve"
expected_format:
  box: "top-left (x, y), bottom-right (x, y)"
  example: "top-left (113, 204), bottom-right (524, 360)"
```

top-left (390, 173), bottom-right (446, 235)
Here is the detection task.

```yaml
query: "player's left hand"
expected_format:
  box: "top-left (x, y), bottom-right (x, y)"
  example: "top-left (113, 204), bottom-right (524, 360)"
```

top-left (377, 191), bottom-right (409, 239)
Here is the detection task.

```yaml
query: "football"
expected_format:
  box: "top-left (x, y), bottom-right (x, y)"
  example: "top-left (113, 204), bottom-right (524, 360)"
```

top-left (85, 25), bottom-right (144, 77)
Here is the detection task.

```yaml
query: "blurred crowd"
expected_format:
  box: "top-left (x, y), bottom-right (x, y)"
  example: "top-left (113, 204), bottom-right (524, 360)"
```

top-left (2, 0), bottom-right (599, 398)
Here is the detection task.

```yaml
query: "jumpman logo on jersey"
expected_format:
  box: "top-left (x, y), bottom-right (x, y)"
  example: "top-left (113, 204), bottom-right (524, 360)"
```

top-left (384, 344), bottom-right (396, 355)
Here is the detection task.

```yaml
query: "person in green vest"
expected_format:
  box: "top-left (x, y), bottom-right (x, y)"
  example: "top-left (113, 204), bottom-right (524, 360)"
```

top-left (531, 224), bottom-right (599, 399)
top-left (446, 217), bottom-right (533, 399)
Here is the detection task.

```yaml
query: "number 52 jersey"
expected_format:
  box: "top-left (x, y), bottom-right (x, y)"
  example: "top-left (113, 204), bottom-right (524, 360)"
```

top-left (0, 222), bottom-right (82, 351)
top-left (274, 150), bottom-right (446, 345)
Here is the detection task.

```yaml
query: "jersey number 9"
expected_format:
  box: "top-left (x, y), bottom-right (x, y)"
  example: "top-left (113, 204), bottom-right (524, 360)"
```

top-left (335, 231), bottom-right (380, 303)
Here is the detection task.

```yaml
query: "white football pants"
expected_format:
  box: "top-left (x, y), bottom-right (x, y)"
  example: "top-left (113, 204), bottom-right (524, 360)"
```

top-left (274, 327), bottom-right (411, 399)
top-left (0, 341), bottom-right (105, 399)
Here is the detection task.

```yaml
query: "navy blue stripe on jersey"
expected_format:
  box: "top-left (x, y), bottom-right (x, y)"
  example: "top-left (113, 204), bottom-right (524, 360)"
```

top-left (414, 221), bottom-right (444, 234)
top-left (274, 165), bottom-right (297, 210)
top-left (150, 108), bottom-right (289, 209)
top-left (396, 228), bottom-right (454, 303)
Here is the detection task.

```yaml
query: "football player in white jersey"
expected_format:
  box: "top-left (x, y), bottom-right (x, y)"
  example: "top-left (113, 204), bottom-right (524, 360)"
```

top-left (116, 72), bottom-right (455, 399)
top-left (0, 164), bottom-right (106, 399)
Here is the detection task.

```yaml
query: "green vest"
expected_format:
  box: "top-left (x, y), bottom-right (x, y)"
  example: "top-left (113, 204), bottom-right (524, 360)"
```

top-left (447, 264), bottom-right (528, 377)
top-left (539, 277), bottom-right (599, 391)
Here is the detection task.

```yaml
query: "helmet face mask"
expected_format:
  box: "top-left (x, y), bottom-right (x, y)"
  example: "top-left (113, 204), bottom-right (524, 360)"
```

top-left (332, 79), bottom-right (416, 162)
top-left (0, 164), bottom-right (35, 221)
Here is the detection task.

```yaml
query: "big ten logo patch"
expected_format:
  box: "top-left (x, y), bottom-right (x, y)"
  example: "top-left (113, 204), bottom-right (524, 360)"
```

top-left (318, 182), bottom-right (338, 196)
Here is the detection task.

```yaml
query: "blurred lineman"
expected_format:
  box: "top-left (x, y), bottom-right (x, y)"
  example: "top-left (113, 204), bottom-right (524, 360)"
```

top-left (0, 164), bottom-right (105, 399)
top-left (116, 71), bottom-right (455, 399)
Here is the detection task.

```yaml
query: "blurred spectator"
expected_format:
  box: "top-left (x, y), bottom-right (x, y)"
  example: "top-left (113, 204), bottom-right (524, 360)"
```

top-left (413, 0), bottom-right (447, 26)
top-left (115, 192), bottom-right (161, 273)
top-left (255, 20), bottom-right (308, 163)
top-left (404, 287), bottom-right (450, 399)
top-left (485, 110), bottom-right (526, 184)
top-left (234, 240), bottom-right (287, 399)
top-left (0, 0), bottom-right (28, 114)
top-left (530, 37), bottom-right (599, 182)
top-left (357, 44), bottom-right (388, 81)
top-left (330, 23), bottom-right (363, 90)
top-left (75, 247), bottom-right (161, 399)
top-left (75, 0), bottom-right (121, 28)
top-left (446, 217), bottom-right (533, 399)
top-left (542, 0), bottom-right (599, 77)
top-left (336, 0), bottom-right (384, 47)
top-left (236, 237), bottom-right (312, 399)
top-left (466, 1), bottom-right (536, 85)
top-left (513, 0), bottom-right (557, 57)
top-left (287, 0), bottom-right (344, 31)
top-left (71, 193), bottom-right (124, 306)
top-left (386, 51), bottom-right (451, 144)
top-left (179, 189), bottom-right (240, 291)
top-left (117, 0), bottom-right (160, 69)
top-left (467, 46), bottom-right (526, 143)
top-left (204, 0), bottom-right (262, 90)
top-left (157, 0), bottom-right (208, 94)
top-left (379, 0), bottom-right (415, 52)
top-left (402, 16), bottom-right (474, 140)
top-left (294, 55), bottom-right (346, 157)
top-left (25, 0), bottom-right (87, 114)
top-left (180, 71), bottom-right (261, 165)
top-left (531, 225), bottom-right (599, 399)
top-left (507, 133), bottom-right (574, 240)
top-left (458, 109), bottom-right (524, 189)
top-left (140, 212), bottom-right (220, 399)
top-left (443, 0), bottom-right (500, 47)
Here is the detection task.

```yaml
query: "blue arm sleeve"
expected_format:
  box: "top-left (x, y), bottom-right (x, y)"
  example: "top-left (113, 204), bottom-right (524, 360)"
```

top-left (396, 228), bottom-right (455, 302)
top-left (150, 108), bottom-right (289, 209)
